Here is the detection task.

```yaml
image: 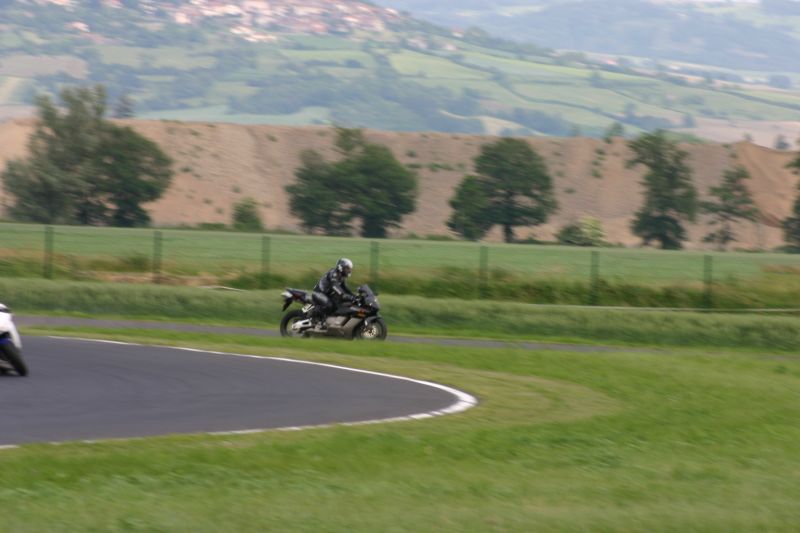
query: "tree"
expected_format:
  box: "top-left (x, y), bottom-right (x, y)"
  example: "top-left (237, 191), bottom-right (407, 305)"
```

top-left (113, 93), bottom-right (135, 118)
top-left (450, 138), bottom-right (557, 243)
top-left (286, 128), bottom-right (417, 238)
top-left (774, 134), bottom-right (791, 151)
top-left (604, 122), bottom-right (625, 142)
top-left (768, 74), bottom-right (792, 89)
top-left (1, 158), bottom-right (82, 224)
top-left (287, 150), bottom-right (352, 236)
top-left (447, 176), bottom-right (492, 240)
top-left (701, 166), bottom-right (759, 251)
top-left (783, 152), bottom-right (800, 248)
top-left (589, 70), bottom-right (605, 88)
top-left (627, 131), bottom-right (698, 249)
top-left (345, 142), bottom-right (418, 238)
top-left (96, 125), bottom-right (173, 226)
top-left (1, 85), bottom-right (173, 227)
top-left (232, 197), bottom-right (264, 232)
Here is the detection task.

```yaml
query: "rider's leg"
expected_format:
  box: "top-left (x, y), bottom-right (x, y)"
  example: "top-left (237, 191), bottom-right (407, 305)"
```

top-left (312, 292), bottom-right (330, 325)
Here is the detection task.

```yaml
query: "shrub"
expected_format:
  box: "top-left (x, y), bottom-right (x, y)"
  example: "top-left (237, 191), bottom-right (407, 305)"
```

top-left (556, 217), bottom-right (606, 246)
top-left (232, 197), bottom-right (264, 233)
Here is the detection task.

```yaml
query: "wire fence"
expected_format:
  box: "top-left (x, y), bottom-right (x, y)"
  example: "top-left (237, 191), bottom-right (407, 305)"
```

top-left (3, 223), bottom-right (800, 309)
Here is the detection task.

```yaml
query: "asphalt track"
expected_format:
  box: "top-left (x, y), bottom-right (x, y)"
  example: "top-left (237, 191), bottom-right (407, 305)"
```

top-left (0, 336), bottom-right (474, 446)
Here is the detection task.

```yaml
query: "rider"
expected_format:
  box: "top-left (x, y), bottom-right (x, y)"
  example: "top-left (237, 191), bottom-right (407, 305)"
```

top-left (312, 258), bottom-right (356, 327)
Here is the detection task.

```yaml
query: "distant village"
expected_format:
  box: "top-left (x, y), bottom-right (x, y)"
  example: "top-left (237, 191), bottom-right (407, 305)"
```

top-left (38, 0), bottom-right (407, 42)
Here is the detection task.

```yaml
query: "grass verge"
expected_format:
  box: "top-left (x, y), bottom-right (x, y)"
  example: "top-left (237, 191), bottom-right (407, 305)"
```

top-left (3, 278), bottom-right (800, 351)
top-left (2, 328), bottom-right (800, 530)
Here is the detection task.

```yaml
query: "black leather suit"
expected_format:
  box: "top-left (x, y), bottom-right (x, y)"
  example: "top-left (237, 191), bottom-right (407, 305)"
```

top-left (312, 267), bottom-right (355, 318)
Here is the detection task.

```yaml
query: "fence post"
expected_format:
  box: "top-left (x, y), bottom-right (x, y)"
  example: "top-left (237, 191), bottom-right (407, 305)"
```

top-left (703, 254), bottom-right (713, 309)
top-left (152, 230), bottom-right (163, 284)
top-left (589, 250), bottom-right (600, 306)
top-left (479, 245), bottom-right (489, 299)
top-left (43, 225), bottom-right (54, 279)
top-left (261, 235), bottom-right (271, 290)
top-left (370, 241), bottom-right (379, 291)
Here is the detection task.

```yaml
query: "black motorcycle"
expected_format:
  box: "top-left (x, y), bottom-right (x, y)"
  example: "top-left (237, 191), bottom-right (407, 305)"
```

top-left (279, 285), bottom-right (387, 340)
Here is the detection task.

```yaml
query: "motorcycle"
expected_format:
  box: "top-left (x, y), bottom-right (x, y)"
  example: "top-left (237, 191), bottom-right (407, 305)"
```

top-left (280, 285), bottom-right (387, 341)
top-left (0, 303), bottom-right (27, 377)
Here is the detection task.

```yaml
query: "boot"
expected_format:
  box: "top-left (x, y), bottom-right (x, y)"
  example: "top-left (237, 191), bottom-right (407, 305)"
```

top-left (312, 307), bottom-right (327, 330)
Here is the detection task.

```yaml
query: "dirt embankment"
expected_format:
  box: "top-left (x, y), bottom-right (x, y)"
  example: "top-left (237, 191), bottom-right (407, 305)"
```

top-left (0, 118), bottom-right (797, 249)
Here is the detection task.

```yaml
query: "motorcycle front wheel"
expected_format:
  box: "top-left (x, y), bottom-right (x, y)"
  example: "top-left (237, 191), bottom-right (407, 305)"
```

top-left (0, 342), bottom-right (28, 376)
top-left (354, 318), bottom-right (387, 341)
top-left (280, 310), bottom-right (309, 338)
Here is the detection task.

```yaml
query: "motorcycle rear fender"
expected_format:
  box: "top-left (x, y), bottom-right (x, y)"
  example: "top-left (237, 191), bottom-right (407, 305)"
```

top-left (281, 290), bottom-right (310, 311)
top-left (281, 290), bottom-right (292, 311)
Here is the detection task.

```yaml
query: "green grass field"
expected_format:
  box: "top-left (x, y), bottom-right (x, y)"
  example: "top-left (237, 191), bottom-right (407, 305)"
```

top-left (2, 325), bottom-right (799, 531)
top-left (2, 223), bottom-right (800, 285)
top-left (389, 51), bottom-right (490, 80)
top-left (95, 45), bottom-right (216, 69)
top-left (138, 105), bottom-right (331, 125)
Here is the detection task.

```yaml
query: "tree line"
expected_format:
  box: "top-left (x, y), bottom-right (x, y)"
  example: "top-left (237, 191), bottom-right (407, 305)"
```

top-left (286, 128), bottom-right (800, 252)
top-left (3, 86), bottom-right (800, 252)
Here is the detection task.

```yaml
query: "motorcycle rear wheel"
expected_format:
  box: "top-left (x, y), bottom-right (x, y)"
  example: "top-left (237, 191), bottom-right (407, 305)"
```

top-left (354, 318), bottom-right (387, 341)
top-left (280, 310), bottom-right (310, 338)
top-left (0, 342), bottom-right (28, 377)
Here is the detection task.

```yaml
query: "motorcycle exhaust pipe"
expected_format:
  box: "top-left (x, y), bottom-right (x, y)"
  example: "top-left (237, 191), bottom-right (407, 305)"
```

top-left (291, 319), bottom-right (313, 332)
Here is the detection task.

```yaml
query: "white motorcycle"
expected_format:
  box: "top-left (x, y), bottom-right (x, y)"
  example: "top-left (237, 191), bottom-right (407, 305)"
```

top-left (0, 303), bottom-right (27, 377)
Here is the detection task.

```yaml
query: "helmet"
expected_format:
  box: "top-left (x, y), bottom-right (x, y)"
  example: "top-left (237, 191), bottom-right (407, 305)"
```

top-left (336, 257), bottom-right (353, 278)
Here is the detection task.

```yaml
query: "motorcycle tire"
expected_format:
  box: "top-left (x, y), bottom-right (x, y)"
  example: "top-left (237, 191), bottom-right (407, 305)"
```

top-left (354, 318), bottom-right (388, 341)
top-left (0, 342), bottom-right (28, 377)
top-left (280, 310), bottom-right (309, 338)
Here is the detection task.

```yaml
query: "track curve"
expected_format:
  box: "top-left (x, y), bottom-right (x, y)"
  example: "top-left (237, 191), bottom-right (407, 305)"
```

top-left (0, 337), bottom-right (475, 446)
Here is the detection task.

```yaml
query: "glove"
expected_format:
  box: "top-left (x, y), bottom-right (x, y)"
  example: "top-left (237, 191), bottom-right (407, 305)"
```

top-left (343, 294), bottom-right (355, 302)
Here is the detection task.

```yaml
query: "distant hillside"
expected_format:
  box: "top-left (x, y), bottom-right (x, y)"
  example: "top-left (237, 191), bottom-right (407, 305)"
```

top-left (3, 0), bottom-right (800, 142)
top-left (1, 119), bottom-right (796, 249)
top-left (374, 0), bottom-right (800, 72)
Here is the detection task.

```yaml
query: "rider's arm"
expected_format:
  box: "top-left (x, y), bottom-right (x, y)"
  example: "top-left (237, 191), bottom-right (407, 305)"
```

top-left (341, 279), bottom-right (355, 298)
top-left (331, 277), bottom-right (355, 301)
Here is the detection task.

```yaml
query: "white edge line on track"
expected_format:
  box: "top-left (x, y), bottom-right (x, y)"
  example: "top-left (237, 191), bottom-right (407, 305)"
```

top-left (4, 336), bottom-right (477, 447)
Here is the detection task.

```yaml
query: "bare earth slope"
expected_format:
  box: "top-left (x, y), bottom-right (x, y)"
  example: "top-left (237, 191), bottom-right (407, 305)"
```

top-left (0, 119), bottom-right (797, 249)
